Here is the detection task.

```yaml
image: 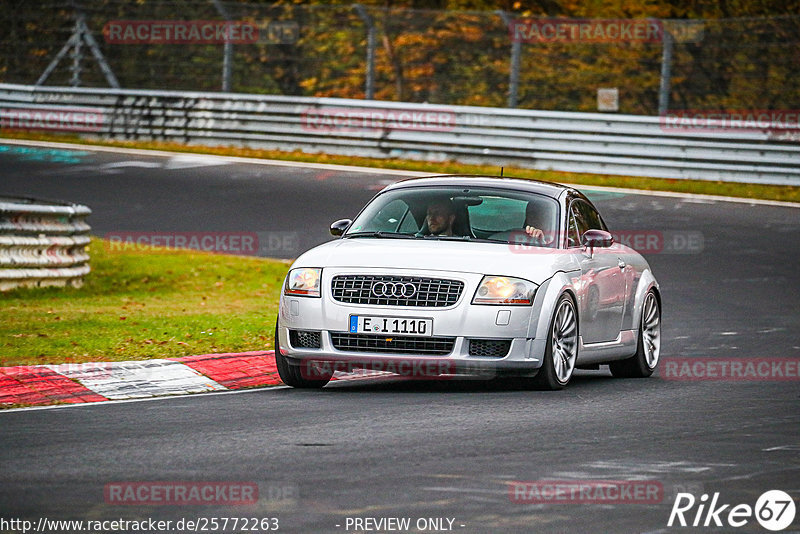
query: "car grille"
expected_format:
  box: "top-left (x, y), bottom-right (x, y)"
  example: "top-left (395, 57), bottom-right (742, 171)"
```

top-left (289, 330), bottom-right (322, 349)
top-left (468, 339), bottom-right (512, 357)
top-left (331, 275), bottom-right (464, 307)
top-left (330, 333), bottom-right (455, 355)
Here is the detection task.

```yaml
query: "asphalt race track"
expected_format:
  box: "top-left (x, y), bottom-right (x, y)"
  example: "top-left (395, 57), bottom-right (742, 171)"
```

top-left (1, 142), bottom-right (799, 534)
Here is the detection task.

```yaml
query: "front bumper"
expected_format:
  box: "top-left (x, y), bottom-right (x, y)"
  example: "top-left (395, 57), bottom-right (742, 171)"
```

top-left (278, 267), bottom-right (548, 376)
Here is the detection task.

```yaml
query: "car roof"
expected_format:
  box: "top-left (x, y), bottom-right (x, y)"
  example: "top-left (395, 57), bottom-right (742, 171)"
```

top-left (386, 175), bottom-right (574, 200)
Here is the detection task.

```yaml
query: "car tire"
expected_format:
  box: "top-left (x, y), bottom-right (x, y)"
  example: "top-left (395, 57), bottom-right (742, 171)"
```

top-left (274, 322), bottom-right (332, 388)
top-left (609, 290), bottom-right (660, 378)
top-left (531, 294), bottom-right (578, 390)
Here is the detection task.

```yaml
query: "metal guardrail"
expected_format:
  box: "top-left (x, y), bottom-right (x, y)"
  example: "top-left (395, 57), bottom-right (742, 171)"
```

top-left (0, 195), bottom-right (91, 291)
top-left (1, 83), bottom-right (798, 185)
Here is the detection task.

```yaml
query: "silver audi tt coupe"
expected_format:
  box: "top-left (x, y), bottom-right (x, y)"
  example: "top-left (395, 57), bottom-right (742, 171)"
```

top-left (275, 175), bottom-right (661, 390)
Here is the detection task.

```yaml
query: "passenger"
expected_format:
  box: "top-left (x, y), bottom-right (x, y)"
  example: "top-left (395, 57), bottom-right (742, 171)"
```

top-left (512, 201), bottom-right (554, 246)
top-left (524, 201), bottom-right (547, 241)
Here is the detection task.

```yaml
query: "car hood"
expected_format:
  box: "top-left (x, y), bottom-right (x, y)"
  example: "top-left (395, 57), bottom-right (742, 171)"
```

top-left (292, 238), bottom-right (579, 284)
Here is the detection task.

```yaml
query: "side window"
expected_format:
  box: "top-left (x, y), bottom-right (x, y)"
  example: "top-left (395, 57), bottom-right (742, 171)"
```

top-left (574, 200), bottom-right (606, 231)
top-left (568, 205), bottom-right (587, 247)
top-left (567, 199), bottom-right (606, 247)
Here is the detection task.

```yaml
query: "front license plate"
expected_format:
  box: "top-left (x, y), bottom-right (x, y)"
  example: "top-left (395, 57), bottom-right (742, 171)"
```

top-left (349, 315), bottom-right (433, 336)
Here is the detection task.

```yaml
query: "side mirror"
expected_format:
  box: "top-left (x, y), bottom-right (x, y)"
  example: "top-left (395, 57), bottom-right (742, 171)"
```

top-left (330, 219), bottom-right (352, 236)
top-left (582, 229), bottom-right (614, 249)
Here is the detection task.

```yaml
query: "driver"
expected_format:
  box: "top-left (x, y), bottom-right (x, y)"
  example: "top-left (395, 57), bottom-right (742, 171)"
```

top-left (426, 199), bottom-right (456, 236)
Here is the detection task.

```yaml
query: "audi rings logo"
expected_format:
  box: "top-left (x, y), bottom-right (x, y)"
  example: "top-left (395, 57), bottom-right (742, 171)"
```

top-left (371, 281), bottom-right (417, 298)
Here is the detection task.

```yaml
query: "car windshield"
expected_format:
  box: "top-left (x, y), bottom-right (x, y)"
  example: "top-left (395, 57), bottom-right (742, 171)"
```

top-left (345, 186), bottom-right (560, 248)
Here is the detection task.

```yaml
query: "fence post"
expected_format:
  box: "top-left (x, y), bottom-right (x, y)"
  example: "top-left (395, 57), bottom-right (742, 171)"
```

top-left (353, 4), bottom-right (376, 100)
top-left (496, 11), bottom-right (520, 109)
top-left (70, 16), bottom-right (84, 87)
top-left (36, 8), bottom-right (119, 88)
top-left (658, 24), bottom-right (674, 115)
top-left (212, 0), bottom-right (233, 92)
top-left (80, 17), bottom-right (120, 88)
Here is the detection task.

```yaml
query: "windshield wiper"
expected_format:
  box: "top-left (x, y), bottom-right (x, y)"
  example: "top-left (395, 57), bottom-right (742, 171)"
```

top-left (346, 233), bottom-right (506, 243)
top-left (471, 237), bottom-right (510, 244)
top-left (422, 235), bottom-right (473, 241)
top-left (344, 231), bottom-right (419, 239)
top-left (422, 235), bottom-right (509, 243)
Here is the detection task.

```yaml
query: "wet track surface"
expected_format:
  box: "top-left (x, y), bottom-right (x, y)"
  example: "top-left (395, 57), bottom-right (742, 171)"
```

top-left (1, 142), bottom-right (799, 533)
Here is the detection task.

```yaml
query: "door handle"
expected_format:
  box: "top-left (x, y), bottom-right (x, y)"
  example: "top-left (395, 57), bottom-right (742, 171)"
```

top-left (618, 259), bottom-right (626, 269)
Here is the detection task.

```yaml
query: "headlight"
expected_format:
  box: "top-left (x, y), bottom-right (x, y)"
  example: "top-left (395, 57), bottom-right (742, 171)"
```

top-left (285, 268), bottom-right (322, 297)
top-left (472, 275), bottom-right (537, 305)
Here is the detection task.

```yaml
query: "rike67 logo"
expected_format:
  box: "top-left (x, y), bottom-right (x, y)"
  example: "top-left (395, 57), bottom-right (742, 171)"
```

top-left (668, 490), bottom-right (796, 531)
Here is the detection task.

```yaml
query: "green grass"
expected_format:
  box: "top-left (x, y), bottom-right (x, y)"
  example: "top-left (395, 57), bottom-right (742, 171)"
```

top-left (1, 238), bottom-right (290, 367)
top-left (3, 131), bottom-right (799, 203)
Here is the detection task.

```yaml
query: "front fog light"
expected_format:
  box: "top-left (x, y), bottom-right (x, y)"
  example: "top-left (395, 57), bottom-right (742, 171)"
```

top-left (473, 275), bottom-right (537, 305)
top-left (285, 268), bottom-right (322, 297)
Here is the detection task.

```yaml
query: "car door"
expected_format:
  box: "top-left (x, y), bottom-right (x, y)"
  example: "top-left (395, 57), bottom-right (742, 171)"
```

top-left (569, 200), bottom-right (626, 343)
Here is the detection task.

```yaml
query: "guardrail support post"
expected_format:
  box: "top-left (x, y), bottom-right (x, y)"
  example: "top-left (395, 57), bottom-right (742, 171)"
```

top-left (496, 11), bottom-right (520, 109)
top-left (353, 4), bottom-right (376, 100)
